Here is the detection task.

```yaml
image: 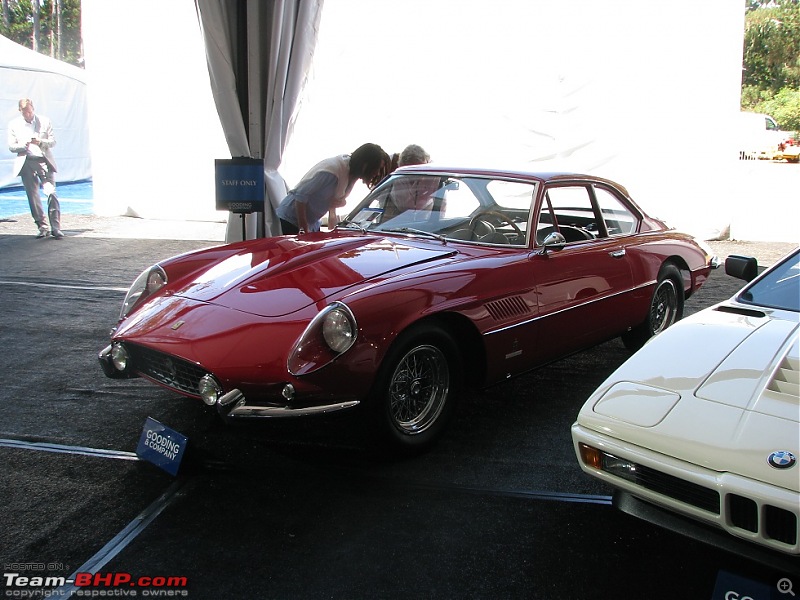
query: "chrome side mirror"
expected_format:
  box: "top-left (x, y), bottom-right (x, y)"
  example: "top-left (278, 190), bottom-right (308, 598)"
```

top-left (540, 231), bottom-right (567, 254)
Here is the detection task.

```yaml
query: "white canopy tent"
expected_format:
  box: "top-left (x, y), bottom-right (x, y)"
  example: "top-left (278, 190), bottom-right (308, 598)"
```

top-left (0, 35), bottom-right (91, 190)
top-left (281, 0), bottom-right (747, 242)
top-left (195, 0), bottom-right (324, 240)
top-left (82, 0), bottom-right (321, 236)
top-left (82, 0), bottom-right (229, 222)
top-left (82, 1), bottom-right (793, 243)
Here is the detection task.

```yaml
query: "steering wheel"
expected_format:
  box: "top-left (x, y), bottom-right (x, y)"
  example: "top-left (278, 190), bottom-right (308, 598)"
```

top-left (468, 210), bottom-right (524, 239)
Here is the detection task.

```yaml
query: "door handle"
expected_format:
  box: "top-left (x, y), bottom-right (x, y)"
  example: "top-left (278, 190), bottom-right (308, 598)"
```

top-left (609, 249), bottom-right (626, 258)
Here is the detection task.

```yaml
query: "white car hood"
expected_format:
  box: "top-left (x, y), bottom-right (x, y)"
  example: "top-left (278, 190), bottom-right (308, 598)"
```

top-left (578, 304), bottom-right (800, 492)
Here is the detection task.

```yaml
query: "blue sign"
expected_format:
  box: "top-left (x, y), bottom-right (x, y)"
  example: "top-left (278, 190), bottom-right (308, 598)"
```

top-left (215, 158), bottom-right (265, 213)
top-left (711, 570), bottom-right (777, 600)
top-left (136, 417), bottom-right (188, 476)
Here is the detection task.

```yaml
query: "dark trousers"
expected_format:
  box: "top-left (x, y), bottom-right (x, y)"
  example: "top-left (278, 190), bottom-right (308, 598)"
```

top-left (21, 157), bottom-right (60, 232)
top-left (280, 218), bottom-right (299, 235)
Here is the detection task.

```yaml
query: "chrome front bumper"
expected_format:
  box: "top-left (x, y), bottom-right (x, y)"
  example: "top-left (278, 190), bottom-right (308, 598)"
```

top-left (215, 388), bottom-right (360, 419)
top-left (100, 343), bottom-right (360, 419)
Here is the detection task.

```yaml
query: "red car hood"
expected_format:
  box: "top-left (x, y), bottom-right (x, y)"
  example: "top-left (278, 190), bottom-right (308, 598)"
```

top-left (174, 235), bottom-right (455, 317)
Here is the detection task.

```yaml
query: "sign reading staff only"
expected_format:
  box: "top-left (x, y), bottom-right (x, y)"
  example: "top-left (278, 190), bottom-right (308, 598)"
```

top-left (215, 157), bottom-right (265, 213)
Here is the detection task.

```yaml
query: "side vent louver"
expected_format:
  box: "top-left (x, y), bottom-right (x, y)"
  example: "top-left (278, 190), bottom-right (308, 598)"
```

top-left (768, 352), bottom-right (800, 399)
top-left (485, 296), bottom-right (530, 321)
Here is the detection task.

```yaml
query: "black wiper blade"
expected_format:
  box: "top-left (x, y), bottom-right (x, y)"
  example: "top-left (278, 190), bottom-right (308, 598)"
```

top-left (383, 227), bottom-right (447, 243)
top-left (338, 220), bottom-right (367, 233)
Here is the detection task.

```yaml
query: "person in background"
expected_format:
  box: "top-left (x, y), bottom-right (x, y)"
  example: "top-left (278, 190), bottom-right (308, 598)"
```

top-left (277, 143), bottom-right (390, 235)
top-left (397, 144), bottom-right (430, 168)
top-left (382, 144), bottom-right (436, 221)
top-left (7, 98), bottom-right (62, 239)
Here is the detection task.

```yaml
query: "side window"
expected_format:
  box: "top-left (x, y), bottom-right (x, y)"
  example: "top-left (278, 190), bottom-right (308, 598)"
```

top-left (485, 179), bottom-right (535, 246)
top-left (537, 185), bottom-right (598, 243)
top-left (765, 116), bottom-right (779, 131)
top-left (593, 186), bottom-right (638, 236)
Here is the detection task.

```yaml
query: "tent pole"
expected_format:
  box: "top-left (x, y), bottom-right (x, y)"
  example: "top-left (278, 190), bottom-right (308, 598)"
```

top-left (247, 0), bottom-right (265, 238)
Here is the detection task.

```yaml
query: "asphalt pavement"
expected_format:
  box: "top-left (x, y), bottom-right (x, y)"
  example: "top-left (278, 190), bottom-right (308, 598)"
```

top-left (0, 219), bottom-right (797, 600)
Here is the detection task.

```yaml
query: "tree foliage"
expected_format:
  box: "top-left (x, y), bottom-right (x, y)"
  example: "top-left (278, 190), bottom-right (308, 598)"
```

top-left (742, 0), bottom-right (800, 129)
top-left (0, 0), bottom-right (83, 67)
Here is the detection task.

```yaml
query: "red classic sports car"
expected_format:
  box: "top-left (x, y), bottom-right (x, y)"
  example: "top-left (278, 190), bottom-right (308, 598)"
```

top-left (99, 167), bottom-right (718, 452)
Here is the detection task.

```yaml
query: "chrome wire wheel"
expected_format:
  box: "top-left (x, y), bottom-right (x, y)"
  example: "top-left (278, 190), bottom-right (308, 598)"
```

top-left (650, 277), bottom-right (679, 335)
top-left (388, 344), bottom-right (450, 435)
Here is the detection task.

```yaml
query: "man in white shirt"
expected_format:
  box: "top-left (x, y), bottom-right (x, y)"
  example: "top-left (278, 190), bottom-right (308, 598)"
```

top-left (7, 98), bottom-right (63, 239)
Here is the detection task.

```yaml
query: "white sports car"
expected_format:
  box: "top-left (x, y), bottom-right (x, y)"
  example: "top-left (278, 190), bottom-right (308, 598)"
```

top-left (572, 248), bottom-right (800, 563)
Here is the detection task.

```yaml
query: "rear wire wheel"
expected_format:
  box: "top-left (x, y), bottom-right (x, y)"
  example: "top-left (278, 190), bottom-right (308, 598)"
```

top-left (368, 324), bottom-right (461, 453)
top-left (622, 263), bottom-right (684, 351)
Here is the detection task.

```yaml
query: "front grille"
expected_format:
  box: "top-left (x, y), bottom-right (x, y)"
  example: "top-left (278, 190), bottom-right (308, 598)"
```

top-left (630, 464), bottom-right (721, 514)
top-left (765, 505), bottom-right (799, 545)
top-left (126, 343), bottom-right (206, 397)
top-left (729, 494), bottom-right (799, 545)
top-left (595, 445), bottom-right (799, 550)
top-left (729, 494), bottom-right (758, 532)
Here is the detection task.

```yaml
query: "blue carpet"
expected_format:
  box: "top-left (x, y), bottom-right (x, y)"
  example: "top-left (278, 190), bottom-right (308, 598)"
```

top-left (0, 180), bottom-right (93, 220)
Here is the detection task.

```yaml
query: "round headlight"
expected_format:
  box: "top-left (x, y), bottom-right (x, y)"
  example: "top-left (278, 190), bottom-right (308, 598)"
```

top-left (322, 308), bottom-right (356, 353)
top-left (120, 265), bottom-right (168, 319)
top-left (288, 302), bottom-right (358, 376)
top-left (147, 269), bottom-right (167, 291)
top-left (110, 343), bottom-right (129, 372)
top-left (198, 374), bottom-right (222, 406)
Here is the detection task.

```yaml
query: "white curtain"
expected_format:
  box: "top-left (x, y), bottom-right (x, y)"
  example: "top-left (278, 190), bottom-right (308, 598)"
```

top-left (195, 0), bottom-right (324, 241)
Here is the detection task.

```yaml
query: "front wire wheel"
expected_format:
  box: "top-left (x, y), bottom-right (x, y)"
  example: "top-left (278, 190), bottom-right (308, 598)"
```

top-left (389, 344), bottom-right (450, 435)
top-left (369, 325), bottom-right (461, 453)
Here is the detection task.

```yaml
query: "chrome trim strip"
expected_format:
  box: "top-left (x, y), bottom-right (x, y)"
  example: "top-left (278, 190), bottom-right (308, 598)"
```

top-left (485, 282), bottom-right (653, 337)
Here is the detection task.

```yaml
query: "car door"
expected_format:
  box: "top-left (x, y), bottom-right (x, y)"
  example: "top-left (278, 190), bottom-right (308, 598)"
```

top-left (526, 183), bottom-right (636, 361)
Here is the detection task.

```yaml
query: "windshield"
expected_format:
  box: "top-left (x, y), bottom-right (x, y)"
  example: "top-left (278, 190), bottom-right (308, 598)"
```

top-left (341, 173), bottom-right (537, 247)
top-left (737, 250), bottom-right (800, 312)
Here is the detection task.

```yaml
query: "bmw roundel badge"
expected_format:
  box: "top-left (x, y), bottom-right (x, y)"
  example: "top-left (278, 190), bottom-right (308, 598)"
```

top-left (767, 451), bottom-right (796, 469)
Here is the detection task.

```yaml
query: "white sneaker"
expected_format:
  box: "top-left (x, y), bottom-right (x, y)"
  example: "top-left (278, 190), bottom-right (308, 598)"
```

top-left (36, 226), bottom-right (49, 238)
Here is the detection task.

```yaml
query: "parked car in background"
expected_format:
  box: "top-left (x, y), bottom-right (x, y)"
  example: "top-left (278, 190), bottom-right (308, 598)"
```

top-left (737, 112), bottom-right (799, 162)
top-left (99, 167), bottom-right (717, 453)
top-left (775, 135), bottom-right (800, 163)
top-left (573, 248), bottom-right (800, 561)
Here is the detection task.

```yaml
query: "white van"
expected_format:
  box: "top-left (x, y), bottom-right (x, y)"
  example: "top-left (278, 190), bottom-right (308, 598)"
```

top-left (737, 112), bottom-right (796, 160)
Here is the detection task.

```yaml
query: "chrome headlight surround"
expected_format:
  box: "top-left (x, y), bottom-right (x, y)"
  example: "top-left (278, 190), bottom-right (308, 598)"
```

top-left (120, 265), bottom-right (168, 319)
top-left (288, 302), bottom-right (358, 376)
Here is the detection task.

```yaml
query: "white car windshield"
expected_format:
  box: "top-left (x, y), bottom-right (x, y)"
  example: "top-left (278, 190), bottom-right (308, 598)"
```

top-left (341, 173), bottom-right (537, 247)
top-left (738, 250), bottom-right (800, 312)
